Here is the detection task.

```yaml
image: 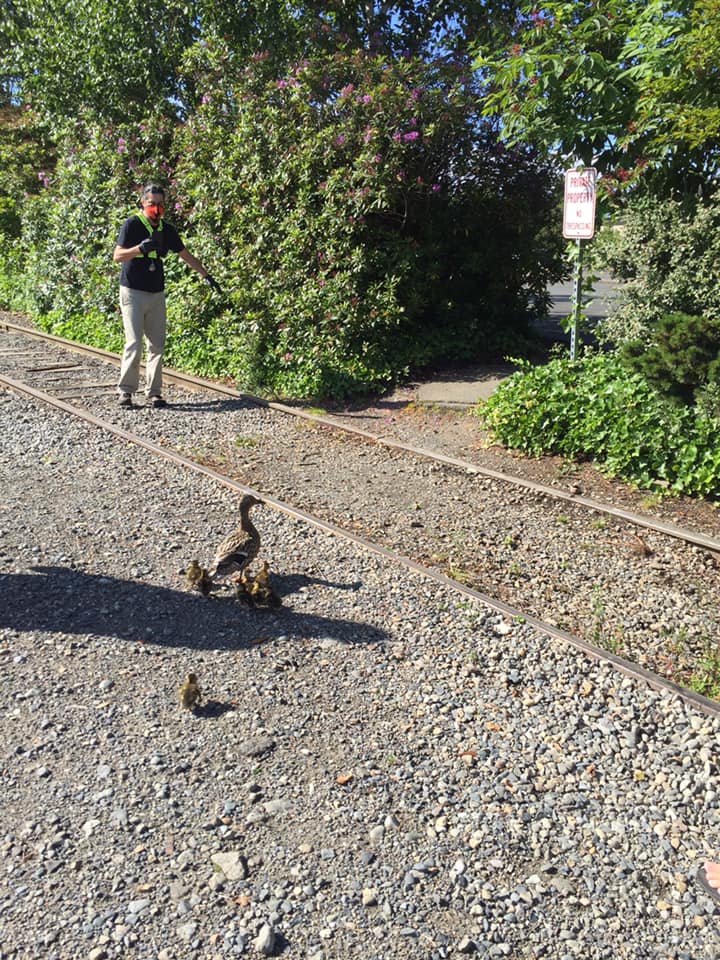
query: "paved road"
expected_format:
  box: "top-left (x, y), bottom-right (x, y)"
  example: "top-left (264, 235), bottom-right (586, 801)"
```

top-left (545, 272), bottom-right (620, 332)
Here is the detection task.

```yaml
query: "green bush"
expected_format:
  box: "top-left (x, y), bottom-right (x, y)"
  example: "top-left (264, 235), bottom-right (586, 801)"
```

top-left (0, 105), bottom-right (56, 241)
top-left (5, 52), bottom-right (564, 402)
top-left (594, 195), bottom-right (720, 346)
top-left (620, 311), bottom-right (720, 406)
top-left (15, 114), bottom-right (177, 343)
top-left (0, 105), bottom-right (56, 308)
top-left (174, 46), bottom-right (564, 399)
top-left (481, 352), bottom-right (720, 497)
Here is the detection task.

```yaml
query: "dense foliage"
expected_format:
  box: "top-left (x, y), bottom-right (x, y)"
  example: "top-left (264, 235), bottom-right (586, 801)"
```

top-left (620, 312), bottom-right (720, 406)
top-left (0, 105), bottom-right (54, 234)
top-left (629, 0), bottom-right (720, 186)
top-left (1, 45), bottom-right (564, 401)
top-left (482, 354), bottom-right (720, 497)
top-left (0, 1), bottom-right (520, 129)
top-left (5, 115), bottom-right (177, 347)
top-left (171, 47), bottom-right (563, 397)
top-left (593, 195), bottom-right (720, 345)
top-left (474, 0), bottom-right (710, 199)
top-left (0, 0), bottom-right (306, 127)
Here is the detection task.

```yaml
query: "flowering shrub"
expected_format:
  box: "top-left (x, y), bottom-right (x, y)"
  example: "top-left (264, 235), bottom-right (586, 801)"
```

top-left (0, 105), bottom-right (55, 240)
top-left (174, 46), bottom-right (563, 399)
top-left (5, 49), bottom-right (563, 402)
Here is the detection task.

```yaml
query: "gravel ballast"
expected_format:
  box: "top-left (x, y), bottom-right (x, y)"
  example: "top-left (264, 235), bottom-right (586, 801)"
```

top-left (2, 385), bottom-right (720, 958)
top-left (2, 324), bottom-right (720, 689)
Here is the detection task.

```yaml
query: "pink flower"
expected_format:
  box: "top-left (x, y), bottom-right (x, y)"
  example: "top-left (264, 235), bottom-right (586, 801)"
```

top-left (403, 131), bottom-right (419, 142)
top-left (117, 137), bottom-right (126, 153)
top-left (336, 135), bottom-right (346, 146)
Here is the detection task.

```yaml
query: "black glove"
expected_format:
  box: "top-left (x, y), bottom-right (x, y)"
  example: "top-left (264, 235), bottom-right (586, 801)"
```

top-left (139, 237), bottom-right (159, 255)
top-left (204, 274), bottom-right (222, 293)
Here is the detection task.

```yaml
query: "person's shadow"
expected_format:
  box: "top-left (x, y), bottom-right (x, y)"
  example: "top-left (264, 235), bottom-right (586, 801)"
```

top-left (0, 565), bottom-right (387, 651)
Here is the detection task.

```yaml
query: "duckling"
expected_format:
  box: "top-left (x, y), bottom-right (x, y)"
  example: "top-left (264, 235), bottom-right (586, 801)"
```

top-left (629, 533), bottom-right (653, 557)
top-left (179, 672), bottom-right (202, 710)
top-left (210, 494), bottom-right (263, 579)
top-left (185, 559), bottom-right (213, 596)
top-left (250, 560), bottom-right (282, 608)
top-left (232, 568), bottom-right (255, 606)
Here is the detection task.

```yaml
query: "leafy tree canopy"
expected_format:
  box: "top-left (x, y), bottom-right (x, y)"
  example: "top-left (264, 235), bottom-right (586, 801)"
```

top-left (0, 0), bottom-right (521, 133)
top-left (0, 0), bottom-right (304, 130)
top-left (299, 0), bottom-right (520, 57)
top-left (473, 0), bottom-right (710, 197)
top-left (631, 0), bottom-right (720, 189)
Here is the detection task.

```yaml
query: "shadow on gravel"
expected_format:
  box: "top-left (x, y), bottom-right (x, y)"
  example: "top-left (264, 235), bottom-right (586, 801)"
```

top-left (193, 699), bottom-right (238, 719)
top-left (157, 397), bottom-right (265, 414)
top-left (0, 566), bottom-right (388, 651)
top-left (274, 572), bottom-right (362, 593)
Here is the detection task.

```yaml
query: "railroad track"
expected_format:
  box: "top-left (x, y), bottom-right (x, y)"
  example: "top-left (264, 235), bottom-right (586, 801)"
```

top-left (2, 316), bottom-right (720, 717)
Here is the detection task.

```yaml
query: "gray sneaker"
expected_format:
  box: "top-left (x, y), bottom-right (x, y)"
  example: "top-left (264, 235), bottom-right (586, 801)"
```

top-left (118, 393), bottom-right (132, 407)
top-left (149, 396), bottom-right (167, 408)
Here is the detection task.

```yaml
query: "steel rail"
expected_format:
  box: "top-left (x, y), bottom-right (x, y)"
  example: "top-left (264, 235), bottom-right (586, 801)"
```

top-left (2, 369), bottom-right (719, 720)
top-left (3, 319), bottom-right (720, 554)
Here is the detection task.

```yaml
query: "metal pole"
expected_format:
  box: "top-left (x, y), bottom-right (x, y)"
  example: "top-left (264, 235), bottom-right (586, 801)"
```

top-left (570, 237), bottom-right (583, 360)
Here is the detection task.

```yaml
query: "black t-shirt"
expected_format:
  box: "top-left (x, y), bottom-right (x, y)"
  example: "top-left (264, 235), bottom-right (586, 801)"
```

top-left (117, 214), bottom-right (185, 293)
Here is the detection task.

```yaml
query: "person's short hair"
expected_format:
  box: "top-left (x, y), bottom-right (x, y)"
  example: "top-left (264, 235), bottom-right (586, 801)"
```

top-left (141, 183), bottom-right (166, 201)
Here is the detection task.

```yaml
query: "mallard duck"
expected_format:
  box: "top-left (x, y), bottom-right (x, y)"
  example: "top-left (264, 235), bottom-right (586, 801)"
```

top-left (209, 494), bottom-right (263, 578)
top-left (179, 672), bottom-right (202, 710)
top-left (185, 559), bottom-right (213, 596)
top-left (250, 560), bottom-right (282, 608)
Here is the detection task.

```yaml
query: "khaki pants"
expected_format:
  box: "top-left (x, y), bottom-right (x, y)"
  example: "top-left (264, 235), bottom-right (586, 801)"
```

top-left (117, 287), bottom-right (167, 397)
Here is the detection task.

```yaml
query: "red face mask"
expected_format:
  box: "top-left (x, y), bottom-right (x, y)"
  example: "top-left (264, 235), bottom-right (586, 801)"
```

top-left (143, 203), bottom-right (164, 220)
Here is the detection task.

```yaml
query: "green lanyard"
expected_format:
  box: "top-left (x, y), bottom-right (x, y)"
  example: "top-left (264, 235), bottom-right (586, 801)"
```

top-left (136, 212), bottom-right (163, 259)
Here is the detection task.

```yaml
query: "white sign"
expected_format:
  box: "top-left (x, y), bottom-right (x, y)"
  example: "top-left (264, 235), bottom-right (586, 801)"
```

top-left (563, 167), bottom-right (597, 239)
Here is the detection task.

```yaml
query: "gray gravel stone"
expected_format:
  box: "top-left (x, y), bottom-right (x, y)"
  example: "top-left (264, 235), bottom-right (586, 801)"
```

top-left (2, 377), bottom-right (720, 959)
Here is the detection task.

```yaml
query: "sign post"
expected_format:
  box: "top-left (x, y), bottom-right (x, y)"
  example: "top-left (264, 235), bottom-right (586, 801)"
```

top-left (563, 167), bottom-right (597, 359)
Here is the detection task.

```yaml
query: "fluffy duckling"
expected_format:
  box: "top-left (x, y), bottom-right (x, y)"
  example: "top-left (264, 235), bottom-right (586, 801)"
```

top-left (629, 533), bottom-right (653, 557)
top-left (250, 560), bottom-right (282, 608)
top-left (185, 559), bottom-right (213, 596)
top-left (210, 494), bottom-right (263, 579)
top-left (232, 568), bottom-right (255, 606)
top-left (179, 672), bottom-right (202, 710)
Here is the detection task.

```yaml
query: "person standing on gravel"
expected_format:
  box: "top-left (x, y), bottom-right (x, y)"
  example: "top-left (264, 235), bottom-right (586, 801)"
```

top-left (113, 183), bottom-right (221, 408)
